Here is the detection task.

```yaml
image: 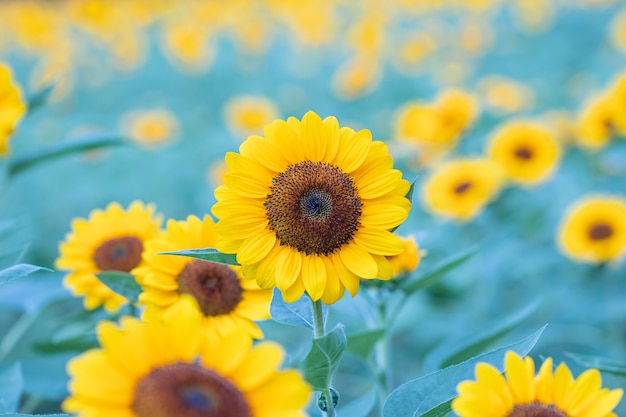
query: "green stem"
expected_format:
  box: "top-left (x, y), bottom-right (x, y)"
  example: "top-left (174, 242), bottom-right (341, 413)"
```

top-left (375, 301), bottom-right (394, 395)
top-left (0, 311), bottom-right (36, 361)
top-left (310, 298), bottom-right (336, 417)
top-left (19, 394), bottom-right (42, 414)
top-left (322, 388), bottom-right (336, 417)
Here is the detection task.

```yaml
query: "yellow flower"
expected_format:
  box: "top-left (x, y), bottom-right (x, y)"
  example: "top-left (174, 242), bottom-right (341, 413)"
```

top-left (120, 108), bottom-right (180, 149)
top-left (160, 17), bottom-right (216, 74)
top-left (609, 9), bottom-right (626, 53)
top-left (63, 297), bottom-right (311, 417)
top-left (391, 31), bottom-right (438, 75)
top-left (56, 201), bottom-right (163, 312)
top-left (0, 63), bottom-right (27, 157)
top-left (577, 95), bottom-right (620, 149)
top-left (387, 235), bottom-right (425, 277)
top-left (452, 351), bottom-right (623, 417)
top-left (133, 215), bottom-right (272, 339)
top-left (478, 76), bottom-right (535, 114)
top-left (331, 55), bottom-right (382, 101)
top-left (421, 158), bottom-right (503, 222)
top-left (212, 111), bottom-right (411, 304)
top-left (487, 121), bottom-right (561, 187)
top-left (223, 95), bottom-right (280, 140)
top-left (435, 88), bottom-right (479, 141)
top-left (557, 195), bottom-right (626, 264)
top-left (607, 72), bottom-right (626, 135)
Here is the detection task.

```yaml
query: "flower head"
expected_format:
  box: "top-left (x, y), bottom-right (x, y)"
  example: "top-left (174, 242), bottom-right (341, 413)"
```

top-left (223, 95), bottom-right (280, 140)
top-left (63, 297), bottom-right (311, 417)
top-left (577, 95), bottom-right (621, 149)
top-left (56, 201), bottom-right (162, 312)
top-left (452, 351), bottom-right (623, 417)
top-left (487, 121), bottom-right (561, 187)
top-left (212, 111), bottom-right (411, 304)
top-left (387, 235), bottom-right (424, 277)
top-left (557, 195), bottom-right (626, 264)
top-left (133, 215), bottom-right (272, 339)
top-left (0, 63), bottom-right (27, 157)
top-left (120, 108), bottom-right (179, 149)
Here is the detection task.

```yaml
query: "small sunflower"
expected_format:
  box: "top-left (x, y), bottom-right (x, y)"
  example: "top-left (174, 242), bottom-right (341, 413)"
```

top-left (387, 235), bottom-right (425, 277)
top-left (120, 108), bottom-right (180, 149)
top-left (56, 201), bottom-right (162, 312)
top-left (223, 95), bottom-right (280, 140)
top-left (63, 297), bottom-right (312, 417)
top-left (452, 351), bottom-right (623, 417)
top-left (487, 121), bottom-right (561, 187)
top-left (133, 215), bottom-right (272, 339)
top-left (557, 195), bottom-right (626, 264)
top-left (0, 63), bottom-right (27, 156)
top-left (212, 111), bottom-right (411, 304)
top-left (577, 95), bottom-right (620, 149)
top-left (421, 158), bottom-right (503, 222)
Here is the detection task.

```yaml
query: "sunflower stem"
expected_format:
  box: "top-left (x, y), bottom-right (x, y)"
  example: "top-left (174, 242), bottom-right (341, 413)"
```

top-left (311, 298), bottom-right (325, 339)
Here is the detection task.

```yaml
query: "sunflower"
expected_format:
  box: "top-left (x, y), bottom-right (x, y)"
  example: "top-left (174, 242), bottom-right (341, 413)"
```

top-left (56, 201), bottom-right (163, 312)
top-left (223, 95), bottom-right (280, 140)
top-left (0, 63), bottom-right (27, 157)
top-left (212, 111), bottom-right (411, 304)
top-left (387, 235), bottom-right (424, 277)
top-left (120, 108), bottom-right (180, 149)
top-left (576, 95), bottom-right (620, 149)
top-left (557, 195), bottom-right (626, 264)
top-left (421, 158), bottom-right (503, 222)
top-left (487, 121), bottom-right (561, 187)
top-left (133, 215), bottom-right (272, 339)
top-left (63, 296), bottom-right (312, 417)
top-left (452, 351), bottom-right (623, 417)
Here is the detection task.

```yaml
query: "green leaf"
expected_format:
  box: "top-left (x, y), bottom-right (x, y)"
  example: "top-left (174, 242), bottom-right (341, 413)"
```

top-left (302, 324), bottom-right (347, 391)
top-left (96, 271), bottom-right (142, 303)
top-left (382, 325), bottom-right (546, 417)
top-left (424, 302), bottom-right (539, 371)
top-left (7, 133), bottom-right (127, 178)
top-left (338, 387), bottom-right (378, 417)
top-left (401, 246), bottom-right (478, 295)
top-left (0, 264), bottom-right (51, 286)
top-left (34, 333), bottom-right (98, 354)
top-left (0, 363), bottom-right (22, 413)
top-left (26, 83), bottom-right (56, 115)
top-left (346, 328), bottom-right (386, 358)
top-left (158, 248), bottom-right (239, 266)
top-left (405, 175), bottom-right (418, 203)
top-left (269, 289), bottom-right (327, 329)
top-left (566, 353), bottom-right (626, 377)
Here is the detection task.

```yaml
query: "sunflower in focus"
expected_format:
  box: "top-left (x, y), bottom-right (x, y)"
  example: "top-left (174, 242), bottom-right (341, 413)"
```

top-left (0, 63), bottom-right (27, 157)
top-left (63, 297), bottom-right (312, 417)
top-left (452, 351), bottom-right (623, 417)
top-left (422, 158), bottom-right (503, 222)
top-left (133, 215), bottom-right (272, 339)
top-left (557, 195), bottom-right (626, 264)
top-left (56, 201), bottom-right (162, 312)
top-left (212, 111), bottom-right (411, 304)
top-left (487, 121), bottom-right (561, 187)
top-left (223, 95), bottom-right (280, 140)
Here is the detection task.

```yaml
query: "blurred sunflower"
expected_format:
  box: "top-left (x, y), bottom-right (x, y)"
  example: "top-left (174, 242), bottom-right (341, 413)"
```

top-left (0, 63), bottom-right (27, 157)
top-left (212, 111), bottom-right (411, 304)
top-left (120, 108), bottom-right (180, 149)
top-left (452, 351), bottom-right (623, 417)
top-left (557, 195), bottom-right (626, 264)
top-left (223, 95), bottom-right (280, 140)
top-left (63, 297), bottom-right (311, 417)
top-left (133, 215), bottom-right (272, 339)
top-left (387, 235), bottom-right (425, 277)
top-left (421, 158), bottom-right (503, 222)
top-left (577, 95), bottom-right (620, 149)
top-left (56, 201), bottom-right (162, 312)
top-left (487, 121), bottom-right (561, 187)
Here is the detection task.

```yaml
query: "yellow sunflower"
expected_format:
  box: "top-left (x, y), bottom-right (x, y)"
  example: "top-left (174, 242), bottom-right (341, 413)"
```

top-left (452, 351), bottom-right (623, 417)
top-left (56, 201), bottom-right (163, 312)
top-left (421, 158), bottom-right (503, 222)
top-left (0, 63), bottom-right (27, 157)
top-left (387, 235), bottom-right (425, 277)
top-left (487, 121), bottom-right (561, 187)
top-left (577, 95), bottom-right (620, 149)
top-left (120, 108), bottom-right (180, 149)
top-left (557, 195), bottom-right (626, 264)
top-left (212, 111), bottom-right (411, 304)
top-left (63, 296), bottom-right (312, 417)
top-left (133, 215), bottom-right (272, 339)
top-left (223, 95), bottom-right (280, 140)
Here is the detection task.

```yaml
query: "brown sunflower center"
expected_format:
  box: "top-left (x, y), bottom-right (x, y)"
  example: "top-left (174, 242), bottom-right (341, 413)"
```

top-left (589, 222), bottom-right (613, 241)
top-left (178, 260), bottom-right (243, 316)
top-left (454, 181), bottom-right (472, 194)
top-left (93, 236), bottom-right (143, 271)
top-left (515, 146), bottom-right (533, 160)
top-left (265, 161), bottom-right (362, 256)
top-left (506, 402), bottom-right (568, 417)
top-left (132, 362), bottom-right (251, 417)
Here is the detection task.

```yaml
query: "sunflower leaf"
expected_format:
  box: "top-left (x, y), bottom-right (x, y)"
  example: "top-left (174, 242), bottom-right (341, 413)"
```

top-left (338, 386), bottom-right (378, 417)
top-left (270, 288), bottom-right (328, 329)
top-left (0, 363), bottom-right (22, 413)
top-left (0, 264), bottom-right (51, 286)
top-left (302, 324), bottom-right (347, 391)
top-left (158, 248), bottom-right (239, 266)
top-left (96, 271), bottom-right (142, 303)
top-left (401, 246), bottom-right (478, 295)
top-left (566, 353), bottom-right (626, 377)
top-left (405, 175), bottom-right (419, 203)
top-left (346, 328), bottom-right (386, 358)
top-left (7, 133), bottom-right (127, 178)
top-left (381, 324), bottom-right (547, 417)
top-left (26, 82), bottom-right (56, 115)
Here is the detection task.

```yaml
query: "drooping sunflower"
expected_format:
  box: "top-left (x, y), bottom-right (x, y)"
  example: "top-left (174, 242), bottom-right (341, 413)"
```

top-left (487, 121), bottom-right (561, 187)
top-left (0, 63), bottom-right (27, 157)
top-left (133, 215), bottom-right (272, 339)
top-left (56, 201), bottom-right (162, 312)
top-left (63, 297), bottom-right (312, 417)
top-left (421, 158), bottom-right (503, 222)
top-left (452, 351), bottom-right (623, 417)
top-left (212, 111), bottom-right (411, 304)
top-left (557, 195), bottom-right (626, 264)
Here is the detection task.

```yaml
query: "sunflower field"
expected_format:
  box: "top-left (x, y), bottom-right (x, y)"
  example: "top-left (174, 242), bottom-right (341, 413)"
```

top-left (0, 1), bottom-right (625, 416)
